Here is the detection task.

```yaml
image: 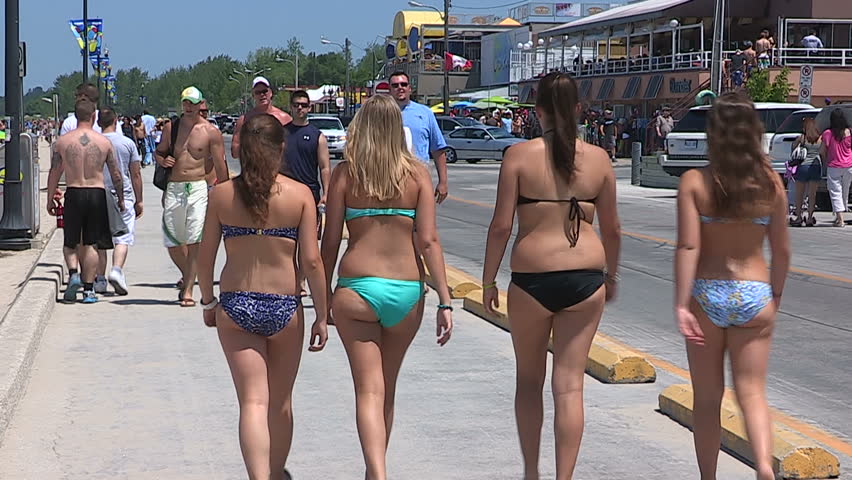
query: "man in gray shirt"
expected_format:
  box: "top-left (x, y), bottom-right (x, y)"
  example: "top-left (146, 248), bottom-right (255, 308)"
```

top-left (95, 106), bottom-right (143, 295)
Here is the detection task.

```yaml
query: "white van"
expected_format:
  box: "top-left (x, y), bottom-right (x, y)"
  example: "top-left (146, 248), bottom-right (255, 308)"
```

top-left (660, 102), bottom-right (814, 177)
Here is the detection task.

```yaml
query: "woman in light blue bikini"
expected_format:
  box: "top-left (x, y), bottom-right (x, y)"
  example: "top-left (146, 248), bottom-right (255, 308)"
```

top-left (321, 94), bottom-right (453, 480)
top-left (198, 113), bottom-right (329, 480)
top-left (674, 92), bottom-right (791, 480)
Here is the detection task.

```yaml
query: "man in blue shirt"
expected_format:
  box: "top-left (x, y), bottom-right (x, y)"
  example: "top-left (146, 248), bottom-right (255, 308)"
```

top-left (390, 71), bottom-right (449, 203)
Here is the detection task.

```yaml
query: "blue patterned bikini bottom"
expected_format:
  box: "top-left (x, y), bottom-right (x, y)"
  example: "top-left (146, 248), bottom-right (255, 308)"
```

top-left (692, 279), bottom-right (773, 328)
top-left (220, 291), bottom-right (301, 336)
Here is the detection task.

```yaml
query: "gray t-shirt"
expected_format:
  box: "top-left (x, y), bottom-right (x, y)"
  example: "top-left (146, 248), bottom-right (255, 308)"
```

top-left (103, 131), bottom-right (141, 202)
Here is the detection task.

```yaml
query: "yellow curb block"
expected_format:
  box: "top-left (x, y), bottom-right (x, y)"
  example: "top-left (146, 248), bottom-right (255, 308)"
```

top-left (659, 384), bottom-right (840, 479)
top-left (461, 288), bottom-right (656, 384)
top-left (423, 265), bottom-right (482, 299)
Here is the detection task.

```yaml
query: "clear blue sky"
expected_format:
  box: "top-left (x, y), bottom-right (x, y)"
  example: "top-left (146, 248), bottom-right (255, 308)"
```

top-left (0, 0), bottom-right (444, 91)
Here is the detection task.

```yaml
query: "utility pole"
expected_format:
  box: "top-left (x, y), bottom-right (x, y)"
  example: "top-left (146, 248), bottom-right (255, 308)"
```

top-left (0, 0), bottom-right (30, 248)
top-left (345, 38), bottom-right (352, 116)
top-left (82, 0), bottom-right (89, 82)
top-left (709, 0), bottom-right (726, 94)
top-left (443, 0), bottom-right (451, 114)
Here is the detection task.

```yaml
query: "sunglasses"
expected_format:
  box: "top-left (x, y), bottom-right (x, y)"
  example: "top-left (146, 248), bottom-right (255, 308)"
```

top-left (200, 109), bottom-right (209, 113)
top-left (391, 82), bottom-right (409, 88)
top-left (253, 88), bottom-right (270, 96)
top-left (292, 102), bottom-right (311, 109)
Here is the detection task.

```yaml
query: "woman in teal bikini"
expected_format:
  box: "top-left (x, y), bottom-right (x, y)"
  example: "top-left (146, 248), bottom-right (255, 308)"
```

top-left (674, 92), bottom-right (791, 480)
top-left (320, 94), bottom-right (453, 480)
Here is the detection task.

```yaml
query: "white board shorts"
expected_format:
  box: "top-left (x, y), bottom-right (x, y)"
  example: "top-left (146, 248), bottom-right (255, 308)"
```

top-left (113, 196), bottom-right (137, 246)
top-left (162, 180), bottom-right (208, 247)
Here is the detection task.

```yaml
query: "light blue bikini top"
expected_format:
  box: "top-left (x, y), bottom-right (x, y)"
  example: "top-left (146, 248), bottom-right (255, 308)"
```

top-left (344, 207), bottom-right (416, 221)
top-left (699, 215), bottom-right (770, 226)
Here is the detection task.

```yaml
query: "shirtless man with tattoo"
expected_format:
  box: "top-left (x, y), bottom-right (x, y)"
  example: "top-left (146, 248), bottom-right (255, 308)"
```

top-left (47, 99), bottom-right (125, 304)
top-left (230, 76), bottom-right (291, 158)
top-left (156, 86), bottom-right (229, 306)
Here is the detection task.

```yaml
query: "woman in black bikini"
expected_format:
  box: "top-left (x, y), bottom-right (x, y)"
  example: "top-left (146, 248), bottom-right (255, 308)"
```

top-left (197, 113), bottom-right (329, 480)
top-left (482, 72), bottom-right (621, 480)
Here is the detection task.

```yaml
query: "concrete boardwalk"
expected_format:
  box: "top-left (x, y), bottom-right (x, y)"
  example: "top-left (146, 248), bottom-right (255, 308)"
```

top-left (0, 180), bottom-right (760, 479)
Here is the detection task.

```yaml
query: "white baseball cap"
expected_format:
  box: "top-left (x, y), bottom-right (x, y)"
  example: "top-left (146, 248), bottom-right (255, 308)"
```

top-left (252, 76), bottom-right (271, 89)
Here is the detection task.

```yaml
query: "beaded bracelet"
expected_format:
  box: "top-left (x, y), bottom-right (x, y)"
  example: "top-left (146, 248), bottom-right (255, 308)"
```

top-left (437, 304), bottom-right (454, 311)
top-left (482, 281), bottom-right (497, 289)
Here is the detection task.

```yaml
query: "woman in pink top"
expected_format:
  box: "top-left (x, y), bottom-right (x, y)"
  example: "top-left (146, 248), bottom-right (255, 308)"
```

top-left (820, 109), bottom-right (852, 227)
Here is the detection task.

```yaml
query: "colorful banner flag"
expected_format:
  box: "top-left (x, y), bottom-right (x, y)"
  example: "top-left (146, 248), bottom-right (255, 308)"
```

top-left (69, 19), bottom-right (104, 57)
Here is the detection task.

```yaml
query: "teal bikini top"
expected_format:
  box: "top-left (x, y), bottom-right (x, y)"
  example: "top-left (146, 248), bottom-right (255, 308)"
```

top-left (345, 207), bottom-right (416, 221)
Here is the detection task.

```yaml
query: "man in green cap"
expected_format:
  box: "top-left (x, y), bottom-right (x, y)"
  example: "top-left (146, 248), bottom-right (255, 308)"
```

top-left (155, 86), bottom-right (229, 306)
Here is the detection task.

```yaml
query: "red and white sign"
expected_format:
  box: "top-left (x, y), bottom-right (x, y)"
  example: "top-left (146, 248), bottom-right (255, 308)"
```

top-left (799, 65), bottom-right (814, 105)
top-left (444, 52), bottom-right (473, 71)
top-left (374, 81), bottom-right (390, 94)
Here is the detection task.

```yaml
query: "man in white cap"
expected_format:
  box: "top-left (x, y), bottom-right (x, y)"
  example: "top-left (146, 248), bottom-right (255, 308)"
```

top-left (231, 76), bottom-right (292, 158)
top-left (155, 86), bottom-right (229, 306)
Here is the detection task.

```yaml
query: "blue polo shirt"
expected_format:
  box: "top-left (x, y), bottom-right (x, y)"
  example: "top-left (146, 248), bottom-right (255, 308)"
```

top-left (400, 101), bottom-right (447, 163)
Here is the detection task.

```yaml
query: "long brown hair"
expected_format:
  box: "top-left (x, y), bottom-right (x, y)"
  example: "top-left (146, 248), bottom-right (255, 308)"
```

top-left (802, 117), bottom-right (820, 144)
top-left (535, 72), bottom-right (579, 182)
top-left (344, 95), bottom-right (419, 201)
top-left (235, 113), bottom-right (286, 222)
top-left (706, 92), bottom-right (779, 217)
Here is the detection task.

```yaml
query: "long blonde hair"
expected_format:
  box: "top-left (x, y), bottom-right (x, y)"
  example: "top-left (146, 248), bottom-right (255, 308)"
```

top-left (344, 95), bottom-right (419, 201)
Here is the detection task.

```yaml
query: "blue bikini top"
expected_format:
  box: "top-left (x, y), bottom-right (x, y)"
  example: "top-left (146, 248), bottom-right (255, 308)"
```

top-left (221, 224), bottom-right (299, 240)
top-left (345, 207), bottom-right (416, 221)
top-left (699, 215), bottom-right (770, 226)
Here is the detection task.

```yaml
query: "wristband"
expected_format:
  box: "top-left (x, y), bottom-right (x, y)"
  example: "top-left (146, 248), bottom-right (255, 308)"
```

top-left (605, 272), bottom-right (620, 283)
top-left (201, 297), bottom-right (219, 311)
top-left (482, 281), bottom-right (497, 289)
top-left (437, 304), bottom-right (454, 311)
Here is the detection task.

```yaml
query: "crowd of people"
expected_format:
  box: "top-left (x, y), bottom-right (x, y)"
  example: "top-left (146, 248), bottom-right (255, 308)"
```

top-left (43, 67), bottom-right (801, 480)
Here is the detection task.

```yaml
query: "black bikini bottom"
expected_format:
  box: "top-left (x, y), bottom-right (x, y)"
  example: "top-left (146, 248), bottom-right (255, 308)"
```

top-left (511, 269), bottom-right (605, 313)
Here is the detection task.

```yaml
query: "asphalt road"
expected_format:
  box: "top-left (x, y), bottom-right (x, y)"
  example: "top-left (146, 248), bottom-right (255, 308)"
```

top-left (433, 159), bottom-right (852, 447)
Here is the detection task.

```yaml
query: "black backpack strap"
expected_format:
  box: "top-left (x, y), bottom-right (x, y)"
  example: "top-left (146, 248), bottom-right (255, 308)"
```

top-left (169, 117), bottom-right (181, 157)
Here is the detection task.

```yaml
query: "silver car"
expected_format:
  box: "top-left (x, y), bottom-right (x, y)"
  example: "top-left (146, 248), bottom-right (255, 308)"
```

top-left (443, 126), bottom-right (525, 164)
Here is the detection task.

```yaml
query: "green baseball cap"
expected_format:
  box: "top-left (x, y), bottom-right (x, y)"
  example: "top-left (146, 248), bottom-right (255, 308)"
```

top-left (181, 86), bottom-right (204, 104)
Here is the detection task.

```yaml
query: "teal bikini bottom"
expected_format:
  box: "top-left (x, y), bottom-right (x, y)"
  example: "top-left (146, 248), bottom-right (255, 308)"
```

top-left (336, 276), bottom-right (425, 328)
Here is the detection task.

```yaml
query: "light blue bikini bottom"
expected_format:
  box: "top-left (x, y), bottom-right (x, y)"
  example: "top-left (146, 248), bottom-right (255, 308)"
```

top-left (692, 279), bottom-right (773, 328)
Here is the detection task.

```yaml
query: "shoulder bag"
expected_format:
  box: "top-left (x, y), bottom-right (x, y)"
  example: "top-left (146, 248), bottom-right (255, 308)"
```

top-left (153, 118), bottom-right (180, 191)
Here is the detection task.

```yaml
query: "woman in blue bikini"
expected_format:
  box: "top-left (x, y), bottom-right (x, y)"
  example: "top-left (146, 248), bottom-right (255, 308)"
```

top-left (675, 92), bottom-right (791, 480)
top-left (198, 113), bottom-right (329, 480)
top-left (321, 94), bottom-right (453, 480)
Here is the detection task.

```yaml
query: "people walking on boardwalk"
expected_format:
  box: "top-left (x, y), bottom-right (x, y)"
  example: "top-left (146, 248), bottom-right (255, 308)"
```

top-left (154, 86), bottom-right (230, 306)
top-left (197, 113), bottom-right (328, 480)
top-left (94, 107), bottom-right (144, 295)
top-left (788, 117), bottom-right (822, 227)
top-left (320, 94), bottom-right (453, 480)
top-left (390, 71), bottom-right (449, 203)
top-left (820, 108), bottom-right (852, 227)
top-left (481, 71), bottom-right (621, 480)
top-left (47, 99), bottom-right (125, 304)
top-left (231, 76), bottom-right (292, 159)
top-left (674, 92), bottom-right (790, 480)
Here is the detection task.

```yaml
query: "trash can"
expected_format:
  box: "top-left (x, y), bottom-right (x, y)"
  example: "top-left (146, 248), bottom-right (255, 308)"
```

top-left (0, 133), bottom-right (40, 238)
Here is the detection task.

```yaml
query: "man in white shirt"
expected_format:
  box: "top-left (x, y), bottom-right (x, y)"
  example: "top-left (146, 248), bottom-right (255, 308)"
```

top-left (93, 106), bottom-right (144, 295)
top-left (802, 30), bottom-right (824, 56)
top-left (59, 83), bottom-right (102, 136)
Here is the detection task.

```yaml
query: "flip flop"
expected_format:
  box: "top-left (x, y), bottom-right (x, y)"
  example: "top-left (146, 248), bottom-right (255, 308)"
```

top-left (179, 298), bottom-right (196, 307)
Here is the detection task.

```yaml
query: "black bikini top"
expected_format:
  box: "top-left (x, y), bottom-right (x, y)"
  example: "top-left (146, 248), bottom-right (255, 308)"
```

top-left (517, 194), bottom-right (596, 248)
top-left (221, 224), bottom-right (298, 241)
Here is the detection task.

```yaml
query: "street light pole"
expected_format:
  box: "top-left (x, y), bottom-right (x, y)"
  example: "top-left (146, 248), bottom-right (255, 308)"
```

top-left (345, 38), bottom-right (351, 116)
top-left (0, 0), bottom-right (30, 246)
top-left (709, 0), bottom-right (726, 94)
top-left (443, 0), bottom-right (450, 116)
top-left (82, 0), bottom-right (89, 82)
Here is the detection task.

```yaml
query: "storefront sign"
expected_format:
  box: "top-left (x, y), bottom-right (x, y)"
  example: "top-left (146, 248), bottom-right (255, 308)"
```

top-left (669, 78), bottom-right (692, 94)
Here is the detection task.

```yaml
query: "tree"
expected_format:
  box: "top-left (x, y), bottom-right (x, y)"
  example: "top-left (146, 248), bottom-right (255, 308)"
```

top-left (352, 43), bottom-right (386, 88)
top-left (746, 67), bottom-right (793, 102)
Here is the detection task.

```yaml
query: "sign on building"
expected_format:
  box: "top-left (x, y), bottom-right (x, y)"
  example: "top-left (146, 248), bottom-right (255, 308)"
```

top-left (798, 65), bottom-right (814, 105)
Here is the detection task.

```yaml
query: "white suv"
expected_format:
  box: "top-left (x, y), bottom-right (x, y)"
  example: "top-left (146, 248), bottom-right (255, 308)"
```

top-left (308, 116), bottom-right (346, 158)
top-left (768, 108), bottom-right (820, 173)
top-left (660, 102), bottom-right (814, 177)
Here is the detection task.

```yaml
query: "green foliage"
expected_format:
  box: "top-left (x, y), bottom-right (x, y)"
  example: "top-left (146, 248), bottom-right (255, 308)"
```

top-left (6, 41), bottom-right (380, 117)
top-left (746, 67), bottom-right (793, 102)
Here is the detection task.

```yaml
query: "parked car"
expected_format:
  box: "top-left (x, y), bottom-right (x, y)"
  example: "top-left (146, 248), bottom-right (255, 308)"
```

top-left (660, 102), bottom-right (814, 177)
top-left (309, 116), bottom-right (347, 158)
top-left (443, 126), bottom-right (526, 164)
top-left (436, 115), bottom-right (481, 133)
top-left (769, 108), bottom-right (820, 173)
top-left (207, 117), bottom-right (220, 131)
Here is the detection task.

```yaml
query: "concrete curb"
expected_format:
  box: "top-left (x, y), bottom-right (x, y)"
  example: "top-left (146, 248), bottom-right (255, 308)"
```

top-left (423, 265), bottom-right (656, 384)
top-left (0, 229), bottom-right (64, 446)
top-left (659, 384), bottom-right (840, 479)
